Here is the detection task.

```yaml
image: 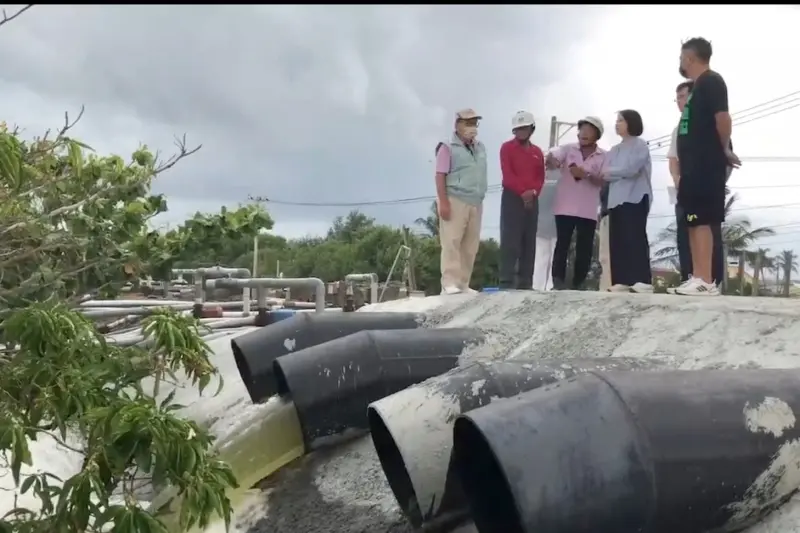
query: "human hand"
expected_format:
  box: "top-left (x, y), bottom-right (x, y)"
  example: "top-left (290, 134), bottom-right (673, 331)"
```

top-left (545, 153), bottom-right (561, 169)
top-left (725, 148), bottom-right (741, 168)
top-left (569, 164), bottom-right (586, 180)
top-left (521, 189), bottom-right (537, 202)
top-left (437, 198), bottom-right (451, 221)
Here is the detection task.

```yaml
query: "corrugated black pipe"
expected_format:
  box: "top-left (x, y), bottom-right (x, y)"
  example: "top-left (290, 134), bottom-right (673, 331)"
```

top-left (453, 369), bottom-right (800, 533)
top-left (231, 312), bottom-right (423, 403)
top-left (274, 328), bottom-right (483, 451)
top-left (368, 357), bottom-right (657, 531)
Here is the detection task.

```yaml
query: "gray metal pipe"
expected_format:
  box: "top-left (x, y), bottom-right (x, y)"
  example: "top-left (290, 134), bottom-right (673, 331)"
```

top-left (81, 300), bottom-right (257, 311)
top-left (281, 300), bottom-right (319, 310)
top-left (207, 277), bottom-right (326, 313)
top-left (171, 268), bottom-right (196, 277)
top-left (82, 306), bottom-right (194, 319)
top-left (205, 317), bottom-right (257, 329)
top-left (193, 266), bottom-right (252, 309)
top-left (80, 299), bottom-right (190, 308)
top-left (194, 266), bottom-right (252, 278)
top-left (345, 273), bottom-right (379, 304)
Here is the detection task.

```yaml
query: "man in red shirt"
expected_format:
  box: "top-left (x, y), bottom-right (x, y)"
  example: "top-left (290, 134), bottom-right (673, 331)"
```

top-left (499, 111), bottom-right (545, 289)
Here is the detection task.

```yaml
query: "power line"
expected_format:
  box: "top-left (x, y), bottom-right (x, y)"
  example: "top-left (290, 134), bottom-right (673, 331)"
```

top-left (263, 181), bottom-right (800, 208)
top-left (260, 90), bottom-right (800, 208)
top-left (652, 155), bottom-right (800, 163)
top-left (645, 89), bottom-right (800, 149)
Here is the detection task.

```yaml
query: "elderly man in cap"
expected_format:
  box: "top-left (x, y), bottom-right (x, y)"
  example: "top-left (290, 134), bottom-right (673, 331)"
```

top-left (434, 108), bottom-right (488, 294)
top-left (498, 110), bottom-right (545, 290)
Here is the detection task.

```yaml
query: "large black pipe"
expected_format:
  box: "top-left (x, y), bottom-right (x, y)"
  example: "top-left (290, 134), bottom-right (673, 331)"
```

top-left (453, 369), bottom-right (800, 533)
top-left (231, 312), bottom-right (423, 403)
top-left (274, 328), bottom-right (483, 451)
top-left (367, 357), bottom-right (658, 531)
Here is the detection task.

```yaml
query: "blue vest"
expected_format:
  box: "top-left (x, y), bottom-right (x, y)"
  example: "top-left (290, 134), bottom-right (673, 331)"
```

top-left (445, 133), bottom-right (488, 206)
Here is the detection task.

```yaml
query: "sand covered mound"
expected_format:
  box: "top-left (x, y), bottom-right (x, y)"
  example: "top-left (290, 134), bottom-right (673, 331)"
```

top-left (238, 291), bottom-right (800, 533)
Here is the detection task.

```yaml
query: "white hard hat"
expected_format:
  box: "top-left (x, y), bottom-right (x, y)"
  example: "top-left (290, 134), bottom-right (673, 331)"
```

top-left (577, 116), bottom-right (604, 138)
top-left (511, 110), bottom-right (535, 131)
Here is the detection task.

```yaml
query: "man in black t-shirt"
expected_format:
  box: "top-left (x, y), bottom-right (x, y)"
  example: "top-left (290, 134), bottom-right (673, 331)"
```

top-left (674, 37), bottom-right (740, 296)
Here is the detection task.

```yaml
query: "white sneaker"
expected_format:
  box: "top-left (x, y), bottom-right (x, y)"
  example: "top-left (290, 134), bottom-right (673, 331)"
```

top-left (674, 277), bottom-right (719, 296)
top-left (631, 282), bottom-right (654, 293)
top-left (608, 284), bottom-right (632, 292)
top-left (441, 286), bottom-right (462, 295)
top-left (462, 287), bottom-right (478, 294)
top-left (668, 277), bottom-right (693, 294)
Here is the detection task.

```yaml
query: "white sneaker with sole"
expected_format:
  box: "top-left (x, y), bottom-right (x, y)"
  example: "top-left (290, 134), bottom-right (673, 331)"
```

top-left (441, 286), bottom-right (462, 295)
top-left (668, 277), bottom-right (693, 294)
top-left (631, 282), bottom-right (654, 293)
top-left (462, 287), bottom-right (478, 294)
top-left (674, 277), bottom-right (719, 296)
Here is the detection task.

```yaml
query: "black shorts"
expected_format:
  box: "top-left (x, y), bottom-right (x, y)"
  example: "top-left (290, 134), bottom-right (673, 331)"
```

top-left (677, 173), bottom-right (725, 227)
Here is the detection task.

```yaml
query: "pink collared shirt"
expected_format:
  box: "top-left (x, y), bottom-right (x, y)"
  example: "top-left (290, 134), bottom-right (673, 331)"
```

top-left (550, 143), bottom-right (606, 220)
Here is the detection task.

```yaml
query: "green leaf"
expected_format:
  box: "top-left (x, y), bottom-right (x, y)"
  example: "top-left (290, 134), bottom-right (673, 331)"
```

top-left (19, 475), bottom-right (36, 494)
top-left (159, 388), bottom-right (177, 410)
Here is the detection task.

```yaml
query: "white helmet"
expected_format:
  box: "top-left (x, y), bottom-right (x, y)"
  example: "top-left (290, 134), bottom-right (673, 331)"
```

top-left (511, 110), bottom-right (535, 131)
top-left (577, 116), bottom-right (604, 138)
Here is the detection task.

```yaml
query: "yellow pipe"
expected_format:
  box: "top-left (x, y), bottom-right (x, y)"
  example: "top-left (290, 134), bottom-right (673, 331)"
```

top-left (159, 398), bottom-right (305, 532)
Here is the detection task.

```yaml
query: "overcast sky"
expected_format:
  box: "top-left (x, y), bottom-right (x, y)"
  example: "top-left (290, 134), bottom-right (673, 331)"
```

top-left (1, 5), bottom-right (798, 263)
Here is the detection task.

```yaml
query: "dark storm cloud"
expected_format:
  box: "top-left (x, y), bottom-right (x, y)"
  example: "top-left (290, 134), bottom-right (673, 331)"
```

top-left (0, 5), bottom-right (600, 227)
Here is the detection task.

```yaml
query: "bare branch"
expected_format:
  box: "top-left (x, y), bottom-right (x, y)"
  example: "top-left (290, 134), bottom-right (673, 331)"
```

top-left (152, 134), bottom-right (202, 176)
top-left (60, 105), bottom-right (84, 138)
top-left (0, 5), bottom-right (34, 29)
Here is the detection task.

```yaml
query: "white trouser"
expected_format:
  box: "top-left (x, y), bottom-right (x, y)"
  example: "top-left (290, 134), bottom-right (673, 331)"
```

top-left (532, 236), bottom-right (557, 291)
top-left (598, 216), bottom-right (612, 291)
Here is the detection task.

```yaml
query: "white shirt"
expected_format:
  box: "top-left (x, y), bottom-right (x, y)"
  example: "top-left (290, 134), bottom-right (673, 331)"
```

top-left (667, 126), bottom-right (678, 160)
top-left (667, 126), bottom-right (679, 205)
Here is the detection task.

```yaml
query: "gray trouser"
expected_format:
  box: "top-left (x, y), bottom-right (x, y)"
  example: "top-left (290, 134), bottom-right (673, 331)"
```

top-left (499, 188), bottom-right (539, 289)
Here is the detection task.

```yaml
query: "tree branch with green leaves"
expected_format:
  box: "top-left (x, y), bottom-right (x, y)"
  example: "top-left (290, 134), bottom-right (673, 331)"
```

top-left (0, 304), bottom-right (237, 533)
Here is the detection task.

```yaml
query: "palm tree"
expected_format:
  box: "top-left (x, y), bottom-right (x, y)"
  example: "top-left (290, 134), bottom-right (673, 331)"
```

top-left (745, 248), bottom-right (772, 296)
top-left (415, 201), bottom-right (440, 238)
top-left (652, 224), bottom-right (680, 268)
top-left (775, 250), bottom-right (798, 297)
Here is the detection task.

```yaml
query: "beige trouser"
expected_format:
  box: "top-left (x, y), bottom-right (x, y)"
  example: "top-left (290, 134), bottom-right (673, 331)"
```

top-left (598, 215), bottom-right (612, 291)
top-left (439, 197), bottom-right (483, 290)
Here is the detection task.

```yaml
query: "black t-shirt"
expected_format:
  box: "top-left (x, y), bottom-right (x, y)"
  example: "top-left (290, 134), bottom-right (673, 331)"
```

top-left (676, 70), bottom-right (729, 181)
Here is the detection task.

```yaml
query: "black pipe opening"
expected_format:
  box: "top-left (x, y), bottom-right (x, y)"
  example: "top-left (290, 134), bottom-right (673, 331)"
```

top-left (452, 416), bottom-right (523, 533)
top-left (273, 359), bottom-right (291, 396)
top-left (367, 406), bottom-right (422, 526)
top-left (231, 341), bottom-right (254, 394)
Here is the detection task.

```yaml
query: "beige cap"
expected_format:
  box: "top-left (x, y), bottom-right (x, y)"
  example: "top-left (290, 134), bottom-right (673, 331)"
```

top-left (455, 108), bottom-right (482, 121)
top-left (577, 116), bottom-right (604, 137)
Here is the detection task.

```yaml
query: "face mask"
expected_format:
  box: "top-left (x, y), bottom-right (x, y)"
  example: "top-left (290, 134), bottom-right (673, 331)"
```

top-left (462, 126), bottom-right (478, 140)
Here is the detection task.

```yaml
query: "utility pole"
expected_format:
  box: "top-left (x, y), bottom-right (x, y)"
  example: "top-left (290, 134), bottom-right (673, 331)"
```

top-left (549, 116), bottom-right (578, 149)
top-left (401, 225), bottom-right (417, 291)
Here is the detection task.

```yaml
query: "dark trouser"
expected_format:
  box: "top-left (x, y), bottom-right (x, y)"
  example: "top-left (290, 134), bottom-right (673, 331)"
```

top-left (675, 205), bottom-right (724, 284)
top-left (499, 188), bottom-right (539, 289)
top-left (609, 195), bottom-right (652, 286)
top-left (552, 214), bottom-right (596, 289)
